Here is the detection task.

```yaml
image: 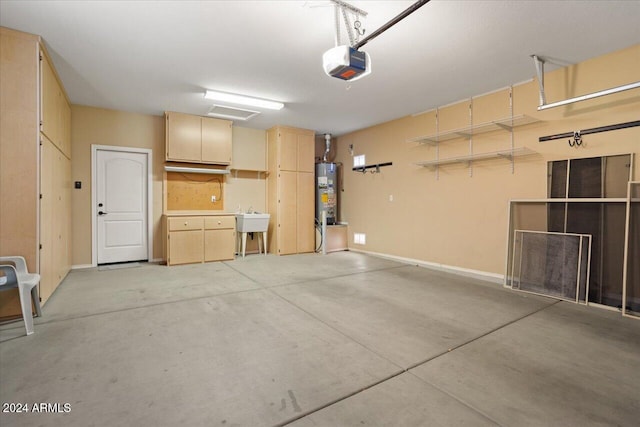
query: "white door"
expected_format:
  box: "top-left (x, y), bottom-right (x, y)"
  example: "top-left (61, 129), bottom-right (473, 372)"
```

top-left (96, 149), bottom-right (148, 264)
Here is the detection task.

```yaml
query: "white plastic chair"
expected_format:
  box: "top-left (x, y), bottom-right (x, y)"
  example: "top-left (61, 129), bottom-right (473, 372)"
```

top-left (0, 256), bottom-right (42, 336)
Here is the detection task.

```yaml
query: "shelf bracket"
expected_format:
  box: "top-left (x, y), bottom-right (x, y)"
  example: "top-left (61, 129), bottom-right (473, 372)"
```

top-left (497, 152), bottom-right (514, 161)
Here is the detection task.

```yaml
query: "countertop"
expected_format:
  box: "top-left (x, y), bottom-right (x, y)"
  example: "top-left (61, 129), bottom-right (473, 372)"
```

top-left (164, 211), bottom-right (237, 217)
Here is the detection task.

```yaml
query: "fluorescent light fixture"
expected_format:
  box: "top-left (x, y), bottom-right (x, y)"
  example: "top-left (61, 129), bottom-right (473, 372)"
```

top-left (204, 90), bottom-right (284, 110)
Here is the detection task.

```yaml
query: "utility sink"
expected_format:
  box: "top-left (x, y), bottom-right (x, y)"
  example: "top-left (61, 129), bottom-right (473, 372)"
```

top-left (235, 213), bottom-right (270, 233)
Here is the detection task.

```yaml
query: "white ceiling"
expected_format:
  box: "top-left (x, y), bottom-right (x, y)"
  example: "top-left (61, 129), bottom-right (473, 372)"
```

top-left (1, 0), bottom-right (639, 136)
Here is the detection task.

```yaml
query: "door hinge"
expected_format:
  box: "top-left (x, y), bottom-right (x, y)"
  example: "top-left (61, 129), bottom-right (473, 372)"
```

top-left (39, 244), bottom-right (43, 249)
top-left (39, 53), bottom-right (42, 61)
top-left (39, 194), bottom-right (43, 199)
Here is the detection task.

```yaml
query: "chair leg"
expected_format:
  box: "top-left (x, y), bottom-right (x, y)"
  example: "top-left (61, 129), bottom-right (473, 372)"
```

top-left (17, 285), bottom-right (34, 336)
top-left (31, 286), bottom-right (42, 317)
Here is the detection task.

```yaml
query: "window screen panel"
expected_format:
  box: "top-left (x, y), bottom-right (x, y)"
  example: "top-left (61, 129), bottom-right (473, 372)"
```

top-left (511, 230), bottom-right (590, 303)
top-left (604, 154), bottom-right (632, 198)
top-left (548, 160), bottom-right (568, 198)
top-left (625, 183), bottom-right (640, 316)
top-left (568, 157), bottom-right (602, 198)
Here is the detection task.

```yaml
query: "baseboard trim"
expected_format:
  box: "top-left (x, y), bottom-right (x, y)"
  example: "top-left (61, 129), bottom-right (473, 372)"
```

top-left (71, 264), bottom-right (94, 270)
top-left (348, 248), bottom-right (504, 284)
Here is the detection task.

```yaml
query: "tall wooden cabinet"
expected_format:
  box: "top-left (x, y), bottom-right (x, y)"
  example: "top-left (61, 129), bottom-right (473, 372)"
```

top-left (0, 27), bottom-right (71, 314)
top-left (267, 126), bottom-right (315, 255)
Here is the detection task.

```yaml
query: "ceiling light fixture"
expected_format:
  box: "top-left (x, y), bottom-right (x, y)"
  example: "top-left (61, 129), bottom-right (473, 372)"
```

top-left (204, 90), bottom-right (284, 110)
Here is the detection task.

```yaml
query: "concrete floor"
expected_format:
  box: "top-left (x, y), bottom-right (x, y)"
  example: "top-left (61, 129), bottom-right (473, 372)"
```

top-left (1, 251), bottom-right (638, 426)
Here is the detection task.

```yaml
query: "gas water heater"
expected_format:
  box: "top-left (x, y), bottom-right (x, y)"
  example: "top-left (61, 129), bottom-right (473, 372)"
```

top-left (315, 162), bottom-right (338, 225)
top-left (316, 133), bottom-right (338, 225)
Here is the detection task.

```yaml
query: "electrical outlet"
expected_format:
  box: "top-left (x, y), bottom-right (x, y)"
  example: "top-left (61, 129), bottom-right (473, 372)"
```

top-left (389, 194), bottom-right (393, 202)
top-left (211, 195), bottom-right (216, 202)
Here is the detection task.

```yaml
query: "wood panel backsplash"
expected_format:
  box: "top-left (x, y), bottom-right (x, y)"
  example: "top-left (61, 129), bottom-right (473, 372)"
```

top-left (166, 171), bottom-right (224, 210)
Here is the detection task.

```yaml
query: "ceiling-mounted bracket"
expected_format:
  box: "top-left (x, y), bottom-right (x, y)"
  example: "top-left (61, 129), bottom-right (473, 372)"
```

top-left (531, 54), bottom-right (640, 111)
top-left (330, 0), bottom-right (368, 48)
top-left (531, 55), bottom-right (547, 106)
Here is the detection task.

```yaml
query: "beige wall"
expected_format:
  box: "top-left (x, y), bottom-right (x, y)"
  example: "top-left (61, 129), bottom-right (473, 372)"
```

top-left (227, 126), bottom-right (267, 214)
top-left (70, 106), bottom-right (165, 265)
top-left (71, 107), bottom-right (269, 265)
top-left (335, 44), bottom-right (640, 276)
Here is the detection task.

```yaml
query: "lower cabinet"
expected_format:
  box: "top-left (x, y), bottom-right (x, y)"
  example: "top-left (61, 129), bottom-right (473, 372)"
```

top-left (204, 216), bottom-right (236, 262)
top-left (165, 215), bottom-right (235, 266)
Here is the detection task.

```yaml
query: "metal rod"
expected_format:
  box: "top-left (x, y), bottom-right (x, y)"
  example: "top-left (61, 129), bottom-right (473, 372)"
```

top-left (353, 0), bottom-right (431, 50)
top-left (352, 162), bottom-right (393, 172)
top-left (538, 81), bottom-right (640, 111)
top-left (538, 120), bottom-right (640, 142)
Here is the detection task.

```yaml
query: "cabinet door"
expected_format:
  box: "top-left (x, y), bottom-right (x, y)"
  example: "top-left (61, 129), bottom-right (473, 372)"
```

top-left (39, 137), bottom-right (55, 303)
top-left (204, 229), bottom-right (236, 261)
top-left (166, 112), bottom-right (202, 162)
top-left (202, 117), bottom-right (232, 164)
top-left (41, 54), bottom-right (60, 149)
top-left (52, 150), bottom-right (70, 284)
top-left (297, 133), bottom-right (315, 173)
top-left (60, 96), bottom-right (71, 158)
top-left (278, 171), bottom-right (297, 255)
top-left (296, 172), bottom-right (315, 253)
top-left (168, 230), bottom-right (204, 265)
top-left (279, 130), bottom-right (298, 171)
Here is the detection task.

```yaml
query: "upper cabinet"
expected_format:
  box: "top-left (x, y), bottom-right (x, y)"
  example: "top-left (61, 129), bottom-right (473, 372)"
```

top-left (277, 126), bottom-right (315, 173)
top-left (165, 111), bottom-right (232, 165)
top-left (40, 51), bottom-right (71, 158)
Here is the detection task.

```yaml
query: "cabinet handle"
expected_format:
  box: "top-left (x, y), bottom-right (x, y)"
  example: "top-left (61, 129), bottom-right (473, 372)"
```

top-left (184, 222), bottom-right (188, 226)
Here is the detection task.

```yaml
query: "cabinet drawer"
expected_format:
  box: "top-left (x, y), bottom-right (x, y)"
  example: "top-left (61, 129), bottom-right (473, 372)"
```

top-left (168, 216), bottom-right (204, 231)
top-left (204, 216), bottom-right (235, 230)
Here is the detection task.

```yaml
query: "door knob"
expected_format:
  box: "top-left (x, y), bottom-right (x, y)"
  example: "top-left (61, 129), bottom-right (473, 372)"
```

top-left (98, 211), bottom-right (108, 216)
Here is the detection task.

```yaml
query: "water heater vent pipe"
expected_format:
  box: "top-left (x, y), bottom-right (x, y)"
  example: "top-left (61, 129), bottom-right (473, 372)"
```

top-left (323, 133), bottom-right (332, 162)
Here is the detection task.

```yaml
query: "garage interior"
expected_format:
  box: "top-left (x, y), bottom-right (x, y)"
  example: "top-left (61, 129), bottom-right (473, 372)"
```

top-left (1, 1), bottom-right (639, 426)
